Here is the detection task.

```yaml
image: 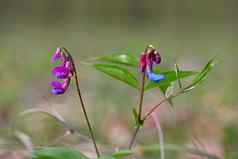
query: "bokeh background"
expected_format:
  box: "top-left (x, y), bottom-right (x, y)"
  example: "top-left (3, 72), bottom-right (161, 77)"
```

top-left (0, 0), bottom-right (237, 158)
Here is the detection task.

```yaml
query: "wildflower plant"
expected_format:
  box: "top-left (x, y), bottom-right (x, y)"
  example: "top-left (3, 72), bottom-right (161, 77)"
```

top-left (18, 45), bottom-right (219, 159)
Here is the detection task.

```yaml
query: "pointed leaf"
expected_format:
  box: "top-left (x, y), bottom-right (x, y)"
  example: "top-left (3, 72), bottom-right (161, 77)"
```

top-left (112, 150), bottom-right (133, 159)
top-left (175, 64), bottom-right (182, 89)
top-left (33, 147), bottom-right (89, 159)
top-left (94, 64), bottom-right (138, 88)
top-left (98, 54), bottom-right (139, 67)
top-left (132, 108), bottom-right (143, 127)
top-left (145, 71), bottom-right (196, 91)
top-left (97, 156), bottom-right (116, 159)
top-left (184, 58), bottom-right (217, 92)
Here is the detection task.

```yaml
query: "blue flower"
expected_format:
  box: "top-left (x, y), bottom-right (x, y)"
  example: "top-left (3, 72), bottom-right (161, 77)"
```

top-left (146, 70), bottom-right (165, 83)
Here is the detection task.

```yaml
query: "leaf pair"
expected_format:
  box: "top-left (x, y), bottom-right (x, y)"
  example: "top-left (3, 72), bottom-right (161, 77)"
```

top-left (92, 53), bottom-right (198, 93)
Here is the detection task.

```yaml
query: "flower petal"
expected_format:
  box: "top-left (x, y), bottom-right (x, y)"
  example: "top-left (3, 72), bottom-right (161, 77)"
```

top-left (51, 48), bottom-right (62, 63)
top-left (50, 81), bottom-right (65, 95)
top-left (147, 71), bottom-right (165, 83)
top-left (50, 81), bottom-right (63, 89)
top-left (139, 53), bottom-right (147, 72)
top-left (52, 66), bottom-right (70, 79)
top-left (51, 88), bottom-right (65, 95)
top-left (154, 51), bottom-right (161, 64)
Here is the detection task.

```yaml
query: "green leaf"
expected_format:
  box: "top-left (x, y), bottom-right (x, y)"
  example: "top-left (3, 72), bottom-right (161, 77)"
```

top-left (184, 58), bottom-right (217, 92)
top-left (145, 71), bottom-right (196, 91)
top-left (174, 64), bottom-right (182, 89)
top-left (33, 147), bottom-right (89, 159)
top-left (97, 156), bottom-right (116, 159)
top-left (94, 64), bottom-right (138, 89)
top-left (132, 108), bottom-right (143, 127)
top-left (132, 108), bottom-right (139, 125)
top-left (98, 54), bottom-right (139, 67)
top-left (112, 150), bottom-right (133, 159)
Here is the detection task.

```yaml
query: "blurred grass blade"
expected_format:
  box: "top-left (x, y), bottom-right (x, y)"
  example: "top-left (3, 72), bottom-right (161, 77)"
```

top-left (145, 71), bottom-right (196, 91)
top-left (97, 156), bottom-right (116, 159)
top-left (112, 150), bottom-right (133, 159)
top-left (165, 82), bottom-right (174, 98)
top-left (94, 64), bottom-right (139, 89)
top-left (184, 58), bottom-right (217, 92)
top-left (33, 147), bottom-right (89, 159)
top-left (137, 144), bottom-right (221, 159)
top-left (159, 83), bottom-right (174, 106)
top-left (174, 64), bottom-right (182, 89)
top-left (19, 108), bottom-right (67, 128)
top-left (15, 131), bottom-right (33, 154)
top-left (98, 54), bottom-right (139, 67)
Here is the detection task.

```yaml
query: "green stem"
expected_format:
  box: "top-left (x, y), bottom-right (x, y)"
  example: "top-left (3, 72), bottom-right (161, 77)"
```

top-left (128, 72), bottom-right (145, 149)
top-left (128, 126), bottom-right (140, 149)
top-left (138, 72), bottom-right (146, 121)
top-left (128, 90), bottom-right (183, 150)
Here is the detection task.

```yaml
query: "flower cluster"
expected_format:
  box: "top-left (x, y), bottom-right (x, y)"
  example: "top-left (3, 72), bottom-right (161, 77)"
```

top-left (50, 48), bottom-right (74, 95)
top-left (139, 46), bottom-right (165, 82)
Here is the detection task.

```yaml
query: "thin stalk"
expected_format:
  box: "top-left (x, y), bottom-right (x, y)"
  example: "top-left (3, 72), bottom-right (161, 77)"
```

top-left (128, 90), bottom-right (183, 150)
top-left (138, 72), bottom-right (146, 120)
top-left (142, 91), bottom-right (182, 121)
top-left (128, 72), bottom-right (145, 149)
top-left (63, 48), bottom-right (100, 157)
top-left (129, 126), bottom-right (140, 149)
top-left (73, 73), bottom-right (100, 157)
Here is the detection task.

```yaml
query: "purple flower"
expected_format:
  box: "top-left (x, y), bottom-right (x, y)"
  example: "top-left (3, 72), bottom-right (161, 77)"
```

top-left (50, 48), bottom-right (74, 95)
top-left (52, 65), bottom-right (71, 79)
top-left (139, 46), bottom-right (165, 83)
top-left (50, 79), bottom-right (71, 95)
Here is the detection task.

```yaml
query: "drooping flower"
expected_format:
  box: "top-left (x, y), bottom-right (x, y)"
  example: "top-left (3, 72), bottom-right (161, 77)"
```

top-left (139, 46), bottom-right (165, 83)
top-left (50, 48), bottom-right (74, 95)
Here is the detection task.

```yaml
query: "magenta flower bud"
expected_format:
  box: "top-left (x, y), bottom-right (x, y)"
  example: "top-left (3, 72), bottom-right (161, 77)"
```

top-left (138, 46), bottom-right (165, 83)
top-left (51, 48), bottom-right (62, 63)
top-left (146, 50), bottom-right (155, 71)
top-left (154, 50), bottom-right (161, 64)
top-left (139, 53), bottom-right (147, 72)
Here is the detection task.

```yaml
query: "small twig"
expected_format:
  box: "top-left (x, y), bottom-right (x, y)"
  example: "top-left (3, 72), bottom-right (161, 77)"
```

top-left (128, 126), bottom-right (140, 149)
top-left (142, 91), bottom-right (182, 121)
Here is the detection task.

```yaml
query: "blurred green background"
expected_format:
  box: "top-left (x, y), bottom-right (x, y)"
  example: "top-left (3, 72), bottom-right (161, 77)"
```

top-left (0, 0), bottom-right (237, 158)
